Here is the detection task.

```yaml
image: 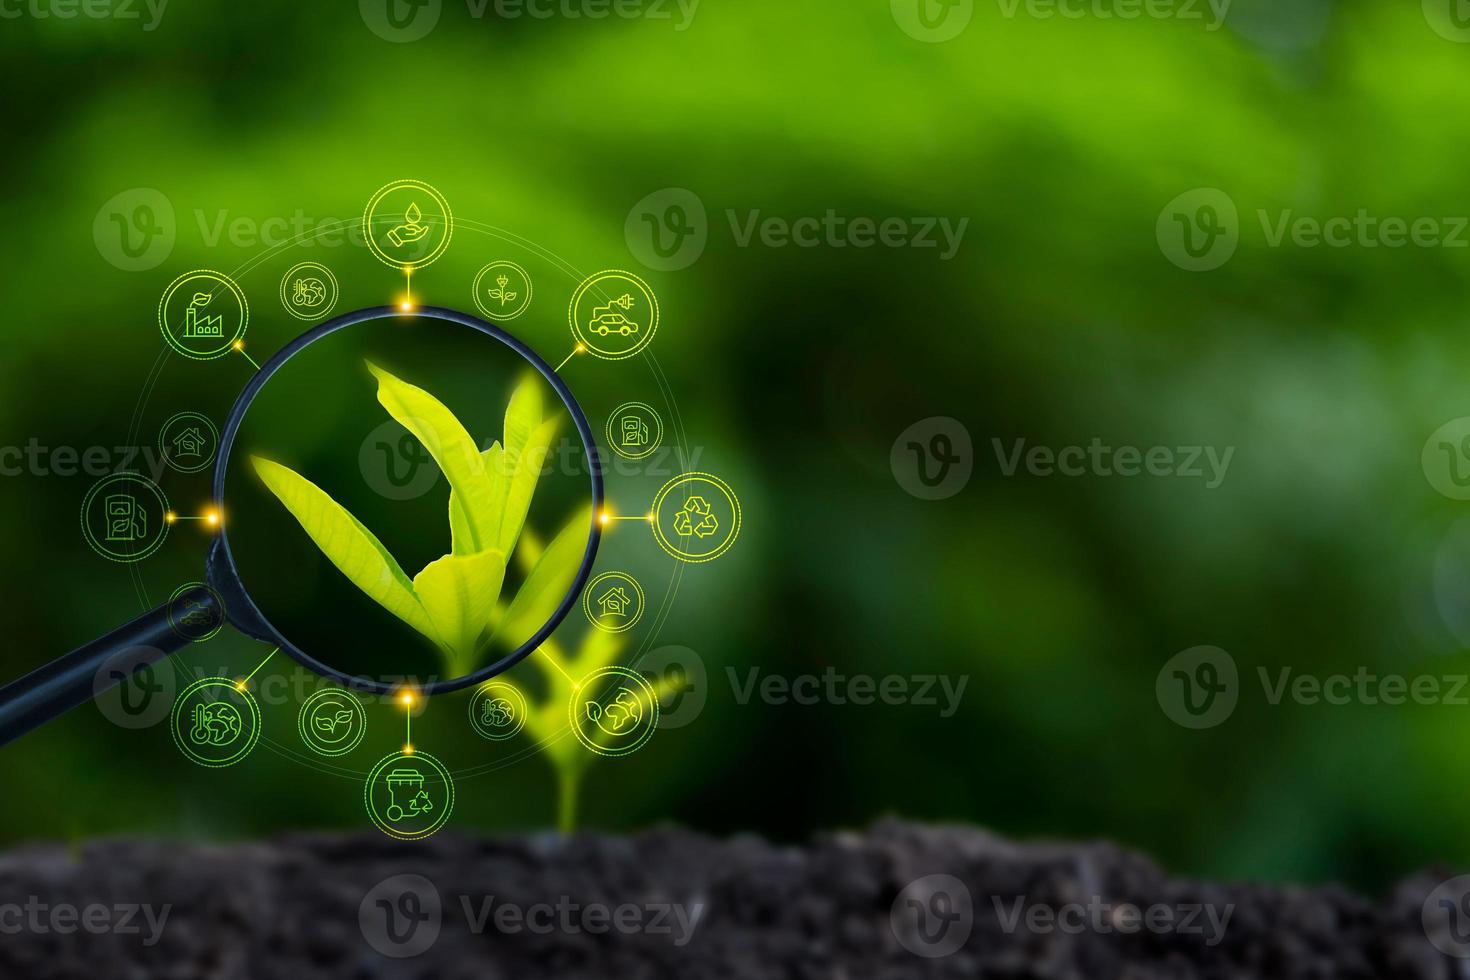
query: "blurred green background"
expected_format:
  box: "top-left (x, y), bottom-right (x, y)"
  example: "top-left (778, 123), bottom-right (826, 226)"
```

top-left (1, 0), bottom-right (1468, 895)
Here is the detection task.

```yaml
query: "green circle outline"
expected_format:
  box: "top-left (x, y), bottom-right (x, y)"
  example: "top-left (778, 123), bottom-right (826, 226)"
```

top-left (650, 471), bottom-right (742, 563)
top-left (166, 581), bottom-right (225, 642)
top-left (568, 666), bottom-right (660, 757)
top-left (170, 677), bottom-right (261, 768)
top-left (604, 401), bottom-right (664, 460)
top-left (362, 179), bottom-right (454, 271)
top-left (297, 688), bottom-right (367, 757)
top-left (157, 410), bottom-right (219, 474)
top-left (582, 570), bottom-right (646, 633)
top-left (279, 261), bottom-right (340, 321)
top-left (568, 269), bottom-right (660, 360)
top-left (363, 750), bottom-right (456, 841)
top-left (157, 269), bottom-right (249, 360)
top-left (468, 682), bottom-right (528, 741)
top-left (471, 260), bottom-right (533, 321)
top-left (79, 472), bottom-right (171, 563)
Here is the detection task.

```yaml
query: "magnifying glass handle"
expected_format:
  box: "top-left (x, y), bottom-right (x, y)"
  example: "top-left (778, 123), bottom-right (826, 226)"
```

top-left (0, 595), bottom-right (211, 747)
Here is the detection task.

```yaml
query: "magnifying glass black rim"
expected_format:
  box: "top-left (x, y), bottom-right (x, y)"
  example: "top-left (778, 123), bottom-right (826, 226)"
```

top-left (207, 304), bottom-right (604, 697)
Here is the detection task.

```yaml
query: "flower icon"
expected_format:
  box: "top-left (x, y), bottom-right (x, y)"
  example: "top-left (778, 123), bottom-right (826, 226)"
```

top-left (672, 496), bottom-right (719, 538)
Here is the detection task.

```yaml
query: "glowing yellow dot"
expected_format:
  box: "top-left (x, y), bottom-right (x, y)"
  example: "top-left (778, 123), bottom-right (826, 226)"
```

top-left (403, 744), bottom-right (415, 755)
top-left (232, 340), bottom-right (244, 350)
top-left (234, 681), bottom-right (246, 693)
top-left (400, 693), bottom-right (413, 706)
top-left (575, 343), bottom-right (586, 353)
top-left (206, 512), bottom-right (219, 526)
top-left (400, 302), bottom-right (412, 311)
top-left (165, 512), bottom-right (176, 524)
top-left (599, 511), bottom-right (611, 525)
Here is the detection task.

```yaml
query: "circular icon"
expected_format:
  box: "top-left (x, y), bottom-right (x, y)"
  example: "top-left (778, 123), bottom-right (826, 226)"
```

top-left (890, 0), bottom-right (973, 42)
top-left (359, 0), bottom-right (442, 42)
top-left (569, 270), bottom-right (660, 360)
top-left (1424, 875), bottom-right (1470, 957)
top-left (468, 682), bottom-right (527, 740)
top-left (298, 688), bottom-right (368, 757)
top-left (364, 180), bottom-right (453, 271)
top-left (359, 418), bottom-right (442, 501)
top-left (1157, 188), bottom-right (1239, 272)
top-left (1423, 418), bottom-right (1470, 500)
top-left (158, 411), bottom-right (219, 474)
top-left (166, 582), bottom-right (225, 642)
top-left (1425, 0), bottom-right (1470, 42)
top-left (605, 402), bottom-right (664, 460)
top-left (365, 751), bottom-right (455, 840)
top-left (582, 571), bottom-right (645, 633)
top-left (625, 188), bottom-right (708, 272)
top-left (569, 666), bottom-right (660, 757)
top-left (359, 874), bottom-right (443, 958)
top-left (1155, 645), bottom-right (1238, 730)
top-left (640, 646), bottom-right (707, 730)
top-left (157, 269), bottom-right (248, 360)
top-left (93, 188), bottom-right (175, 272)
top-left (80, 473), bottom-right (170, 563)
top-left (279, 261), bottom-right (340, 321)
top-left (472, 261), bottom-right (533, 321)
top-left (171, 678), bottom-right (261, 768)
top-left (651, 472), bottom-right (741, 563)
top-left (891, 417), bottom-right (973, 500)
top-left (93, 646), bottom-right (175, 730)
top-left (890, 874), bottom-right (973, 958)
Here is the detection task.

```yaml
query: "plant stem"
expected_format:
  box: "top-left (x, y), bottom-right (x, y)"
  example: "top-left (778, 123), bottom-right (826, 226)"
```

top-left (557, 768), bottom-right (581, 834)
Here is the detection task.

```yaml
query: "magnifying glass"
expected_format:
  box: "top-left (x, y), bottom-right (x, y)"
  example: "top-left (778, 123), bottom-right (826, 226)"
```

top-left (0, 306), bottom-right (603, 746)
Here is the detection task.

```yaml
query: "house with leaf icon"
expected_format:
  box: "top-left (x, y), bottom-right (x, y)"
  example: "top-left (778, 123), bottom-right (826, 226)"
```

top-left (172, 427), bottom-right (206, 457)
top-left (597, 586), bottom-right (631, 618)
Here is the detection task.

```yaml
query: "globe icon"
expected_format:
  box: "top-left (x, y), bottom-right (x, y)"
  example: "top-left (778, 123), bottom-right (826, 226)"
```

top-left (291, 277), bottom-right (327, 308)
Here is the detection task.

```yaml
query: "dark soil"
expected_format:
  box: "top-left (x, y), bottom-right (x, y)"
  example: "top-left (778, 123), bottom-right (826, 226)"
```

top-left (0, 820), bottom-right (1455, 979)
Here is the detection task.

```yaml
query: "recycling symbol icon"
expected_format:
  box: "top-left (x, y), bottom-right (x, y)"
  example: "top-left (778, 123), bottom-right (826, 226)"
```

top-left (672, 496), bottom-right (720, 538)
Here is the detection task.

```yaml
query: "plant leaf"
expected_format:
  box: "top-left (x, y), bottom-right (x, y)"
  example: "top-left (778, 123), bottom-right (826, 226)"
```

top-left (368, 363), bottom-right (499, 554)
top-left (413, 548), bottom-right (507, 670)
top-left (250, 456), bottom-right (439, 643)
top-left (450, 442), bottom-right (506, 557)
top-left (502, 374), bottom-right (543, 470)
top-left (490, 507), bottom-right (591, 650)
top-left (498, 417), bottom-right (558, 554)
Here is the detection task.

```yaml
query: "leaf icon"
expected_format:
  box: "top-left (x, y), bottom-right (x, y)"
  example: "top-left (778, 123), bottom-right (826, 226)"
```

top-left (405, 202), bottom-right (422, 225)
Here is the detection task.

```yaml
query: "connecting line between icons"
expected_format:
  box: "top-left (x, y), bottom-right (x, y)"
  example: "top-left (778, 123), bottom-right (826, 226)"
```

top-left (554, 345), bottom-right (586, 373)
top-left (236, 647), bottom-right (278, 691)
top-left (232, 343), bottom-right (261, 371)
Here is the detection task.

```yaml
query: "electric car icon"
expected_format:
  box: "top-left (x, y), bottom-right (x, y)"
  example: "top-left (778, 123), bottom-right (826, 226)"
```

top-left (588, 294), bottom-right (640, 336)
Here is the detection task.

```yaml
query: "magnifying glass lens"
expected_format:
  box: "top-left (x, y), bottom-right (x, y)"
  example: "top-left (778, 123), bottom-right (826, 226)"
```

top-left (221, 313), bottom-right (595, 688)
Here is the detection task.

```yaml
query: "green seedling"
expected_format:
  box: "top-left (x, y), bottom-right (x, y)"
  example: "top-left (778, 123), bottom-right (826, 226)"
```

top-left (252, 363), bottom-right (587, 677)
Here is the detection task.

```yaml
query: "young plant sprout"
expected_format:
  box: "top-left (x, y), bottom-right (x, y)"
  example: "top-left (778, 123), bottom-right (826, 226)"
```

top-left (251, 363), bottom-right (583, 676)
top-left (253, 363), bottom-right (677, 830)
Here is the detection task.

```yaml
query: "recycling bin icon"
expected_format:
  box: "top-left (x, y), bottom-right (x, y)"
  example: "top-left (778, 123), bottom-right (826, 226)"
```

top-left (385, 768), bottom-right (435, 823)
